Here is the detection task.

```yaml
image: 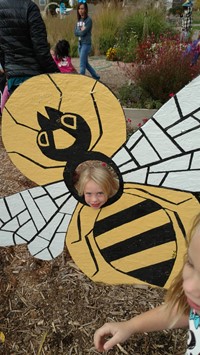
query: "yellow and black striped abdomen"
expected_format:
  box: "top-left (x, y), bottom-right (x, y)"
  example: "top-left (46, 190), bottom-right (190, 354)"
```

top-left (93, 197), bottom-right (176, 287)
top-left (67, 184), bottom-right (199, 288)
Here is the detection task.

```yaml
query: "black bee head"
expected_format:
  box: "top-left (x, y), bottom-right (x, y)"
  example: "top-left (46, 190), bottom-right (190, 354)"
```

top-left (36, 106), bottom-right (91, 161)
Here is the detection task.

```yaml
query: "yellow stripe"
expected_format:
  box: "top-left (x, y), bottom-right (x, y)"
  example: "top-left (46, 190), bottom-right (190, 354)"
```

top-left (97, 209), bottom-right (170, 249)
top-left (111, 241), bottom-right (176, 272)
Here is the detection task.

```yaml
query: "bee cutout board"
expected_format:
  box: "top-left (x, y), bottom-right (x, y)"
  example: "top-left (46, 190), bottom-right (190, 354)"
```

top-left (1, 73), bottom-right (200, 289)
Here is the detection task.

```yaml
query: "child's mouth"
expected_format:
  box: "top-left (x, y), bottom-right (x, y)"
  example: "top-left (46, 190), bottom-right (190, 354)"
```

top-left (187, 297), bottom-right (200, 311)
top-left (91, 204), bottom-right (100, 209)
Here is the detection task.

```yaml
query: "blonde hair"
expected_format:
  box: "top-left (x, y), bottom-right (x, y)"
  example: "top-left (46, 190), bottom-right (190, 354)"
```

top-left (75, 161), bottom-right (119, 199)
top-left (165, 212), bottom-right (200, 324)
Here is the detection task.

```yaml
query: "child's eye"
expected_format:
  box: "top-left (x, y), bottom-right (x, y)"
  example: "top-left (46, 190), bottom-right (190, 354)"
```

top-left (97, 192), bottom-right (104, 195)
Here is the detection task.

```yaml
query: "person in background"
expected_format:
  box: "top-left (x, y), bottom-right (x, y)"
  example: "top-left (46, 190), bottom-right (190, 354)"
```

top-left (52, 40), bottom-right (77, 73)
top-left (0, 0), bottom-right (59, 97)
top-left (59, 1), bottom-right (67, 19)
top-left (180, 0), bottom-right (193, 42)
top-left (94, 212), bottom-right (200, 354)
top-left (185, 32), bottom-right (200, 66)
top-left (74, 2), bottom-right (100, 80)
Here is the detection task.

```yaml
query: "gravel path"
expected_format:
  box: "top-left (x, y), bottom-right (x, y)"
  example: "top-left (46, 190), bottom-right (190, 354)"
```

top-left (72, 56), bottom-right (129, 95)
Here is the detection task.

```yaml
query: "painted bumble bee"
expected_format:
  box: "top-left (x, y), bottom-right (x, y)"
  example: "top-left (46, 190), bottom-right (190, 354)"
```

top-left (0, 73), bottom-right (200, 289)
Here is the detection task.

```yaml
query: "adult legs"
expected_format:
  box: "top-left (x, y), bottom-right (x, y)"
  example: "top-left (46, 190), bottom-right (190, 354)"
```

top-left (79, 43), bottom-right (100, 80)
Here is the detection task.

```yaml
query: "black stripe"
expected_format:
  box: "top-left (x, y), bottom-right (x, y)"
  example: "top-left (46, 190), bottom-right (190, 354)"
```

top-left (101, 222), bottom-right (175, 263)
top-left (94, 199), bottom-right (161, 237)
top-left (127, 259), bottom-right (176, 287)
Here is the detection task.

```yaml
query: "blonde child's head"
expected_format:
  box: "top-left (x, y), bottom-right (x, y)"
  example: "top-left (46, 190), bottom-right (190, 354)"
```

top-left (166, 212), bottom-right (200, 322)
top-left (75, 161), bottom-right (119, 207)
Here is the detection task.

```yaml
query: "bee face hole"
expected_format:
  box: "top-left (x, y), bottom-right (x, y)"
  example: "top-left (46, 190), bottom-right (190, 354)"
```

top-left (73, 160), bottom-right (121, 208)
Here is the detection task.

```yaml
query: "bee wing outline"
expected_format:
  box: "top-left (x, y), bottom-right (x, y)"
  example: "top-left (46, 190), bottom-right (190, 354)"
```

top-left (112, 75), bottom-right (200, 192)
top-left (0, 181), bottom-right (78, 260)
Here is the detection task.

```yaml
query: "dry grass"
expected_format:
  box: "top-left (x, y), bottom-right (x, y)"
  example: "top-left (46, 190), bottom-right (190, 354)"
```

top-left (44, 10), bottom-right (78, 55)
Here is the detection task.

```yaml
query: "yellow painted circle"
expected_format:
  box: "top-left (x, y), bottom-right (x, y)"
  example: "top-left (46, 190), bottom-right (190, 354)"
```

top-left (2, 74), bottom-right (126, 185)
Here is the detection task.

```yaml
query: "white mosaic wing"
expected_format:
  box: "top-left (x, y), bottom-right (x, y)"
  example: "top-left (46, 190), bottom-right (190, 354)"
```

top-left (112, 75), bottom-right (200, 192)
top-left (0, 181), bottom-right (77, 260)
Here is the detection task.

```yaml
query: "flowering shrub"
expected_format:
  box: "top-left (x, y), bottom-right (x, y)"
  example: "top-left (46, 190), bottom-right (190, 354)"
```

top-left (106, 33), bottom-right (138, 62)
top-left (126, 117), bottom-right (149, 138)
top-left (135, 33), bottom-right (187, 64)
top-left (99, 32), bottom-right (116, 55)
top-left (106, 47), bottom-right (118, 61)
top-left (116, 33), bottom-right (138, 62)
top-left (137, 118), bottom-right (149, 128)
top-left (123, 33), bottom-right (200, 104)
top-left (106, 7), bottom-right (170, 63)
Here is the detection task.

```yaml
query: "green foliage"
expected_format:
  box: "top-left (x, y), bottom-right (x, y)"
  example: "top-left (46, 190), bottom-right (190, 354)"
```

top-left (118, 13), bottom-right (142, 43)
top-left (106, 47), bottom-right (118, 61)
top-left (116, 33), bottom-right (138, 62)
top-left (92, 6), bottom-right (122, 55)
top-left (118, 83), bottom-right (144, 108)
top-left (118, 8), bottom-right (170, 44)
top-left (193, 1), bottom-right (200, 11)
top-left (118, 83), bottom-right (162, 109)
top-left (192, 8), bottom-right (200, 24)
top-left (168, 5), bottom-right (183, 16)
top-left (99, 31), bottom-right (117, 54)
top-left (112, 7), bottom-right (175, 62)
top-left (106, 31), bottom-right (138, 62)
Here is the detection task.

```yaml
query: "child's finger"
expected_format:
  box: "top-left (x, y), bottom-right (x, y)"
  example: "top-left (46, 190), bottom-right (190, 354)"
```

top-left (94, 323), bottom-right (123, 352)
top-left (94, 327), bottom-right (109, 352)
top-left (103, 334), bottom-right (122, 351)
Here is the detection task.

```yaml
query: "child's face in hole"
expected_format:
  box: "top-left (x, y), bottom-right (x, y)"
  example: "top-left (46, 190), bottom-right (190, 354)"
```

top-left (182, 228), bottom-right (200, 314)
top-left (83, 179), bottom-right (108, 209)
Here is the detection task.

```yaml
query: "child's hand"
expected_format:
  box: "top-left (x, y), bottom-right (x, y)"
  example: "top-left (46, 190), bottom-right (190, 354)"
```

top-left (94, 321), bottom-right (133, 352)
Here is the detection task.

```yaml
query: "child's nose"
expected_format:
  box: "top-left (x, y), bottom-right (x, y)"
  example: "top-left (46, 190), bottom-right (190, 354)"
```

top-left (92, 194), bottom-right (98, 202)
top-left (184, 277), bottom-right (200, 297)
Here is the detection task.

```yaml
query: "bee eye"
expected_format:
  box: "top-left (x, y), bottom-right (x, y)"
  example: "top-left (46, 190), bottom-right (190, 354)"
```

top-left (38, 132), bottom-right (49, 146)
top-left (61, 115), bottom-right (77, 130)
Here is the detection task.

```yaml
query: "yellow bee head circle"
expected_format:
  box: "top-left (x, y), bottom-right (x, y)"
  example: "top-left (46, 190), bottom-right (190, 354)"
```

top-left (2, 74), bottom-right (126, 186)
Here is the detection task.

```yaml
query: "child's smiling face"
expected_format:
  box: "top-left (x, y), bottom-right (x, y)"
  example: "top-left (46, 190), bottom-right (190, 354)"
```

top-left (183, 228), bottom-right (200, 314)
top-left (83, 179), bottom-right (108, 209)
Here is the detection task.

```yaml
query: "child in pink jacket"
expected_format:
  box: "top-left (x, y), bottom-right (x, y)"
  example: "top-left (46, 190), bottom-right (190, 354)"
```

top-left (52, 40), bottom-right (77, 73)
